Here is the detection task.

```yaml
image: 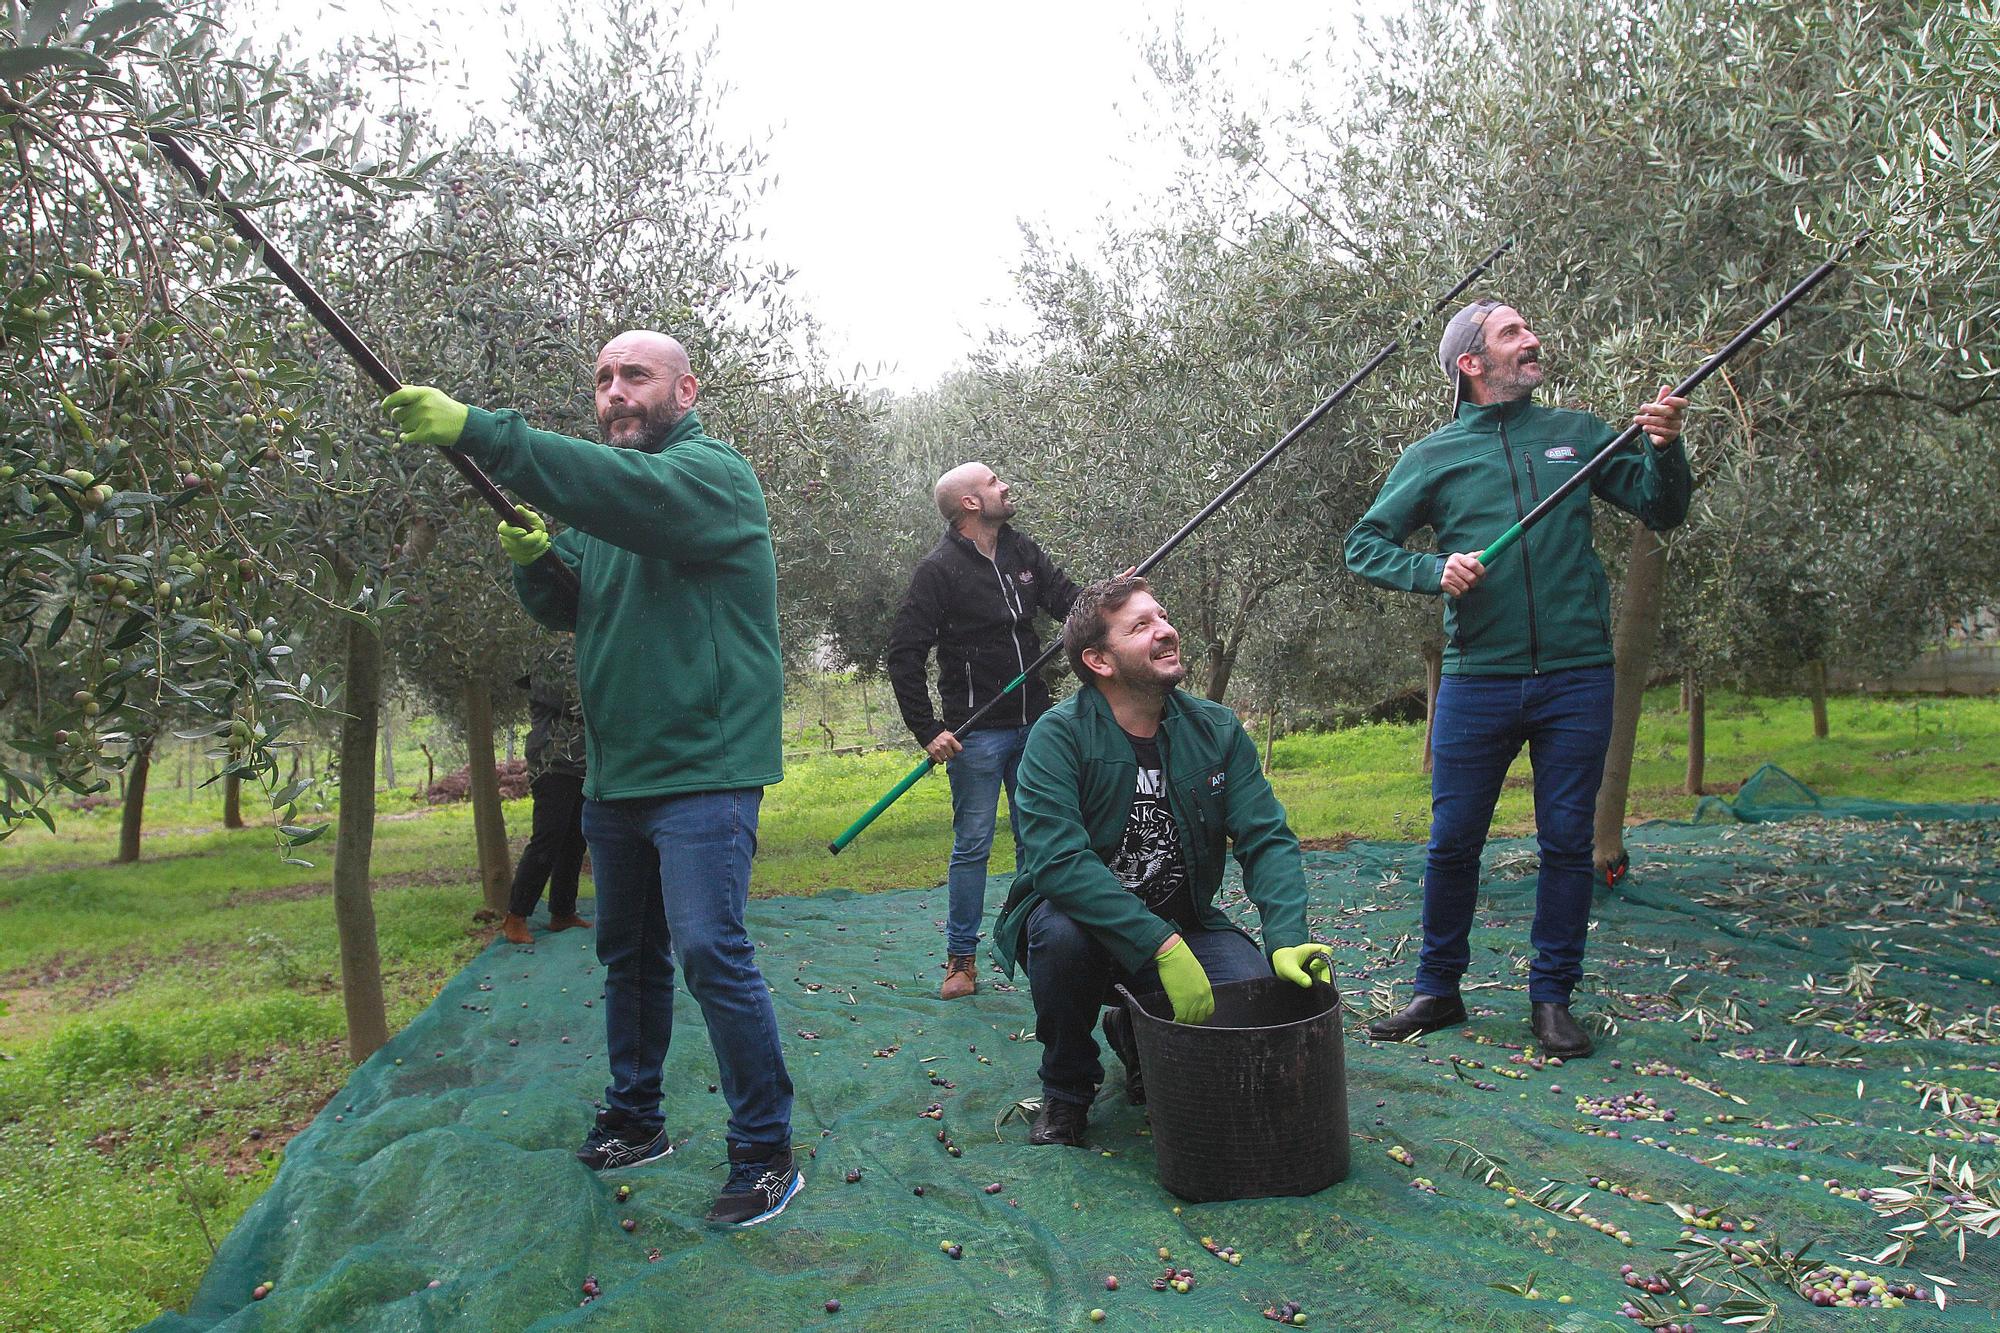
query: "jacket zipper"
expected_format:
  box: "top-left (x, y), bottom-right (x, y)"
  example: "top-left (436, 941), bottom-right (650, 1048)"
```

top-left (1155, 718), bottom-right (1193, 883)
top-left (983, 545), bottom-right (1030, 726)
top-left (1500, 421), bottom-right (1542, 674)
top-left (1154, 713), bottom-right (1216, 929)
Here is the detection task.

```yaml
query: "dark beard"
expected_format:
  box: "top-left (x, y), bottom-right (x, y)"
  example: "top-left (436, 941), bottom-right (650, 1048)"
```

top-left (602, 399), bottom-right (687, 451)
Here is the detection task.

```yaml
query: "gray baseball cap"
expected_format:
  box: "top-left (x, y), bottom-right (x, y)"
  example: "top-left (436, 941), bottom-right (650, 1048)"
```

top-left (1438, 299), bottom-right (1505, 403)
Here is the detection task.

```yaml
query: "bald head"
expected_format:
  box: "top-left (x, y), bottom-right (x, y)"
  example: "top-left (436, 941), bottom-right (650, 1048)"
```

top-left (595, 330), bottom-right (697, 449)
top-left (934, 462), bottom-right (1014, 528)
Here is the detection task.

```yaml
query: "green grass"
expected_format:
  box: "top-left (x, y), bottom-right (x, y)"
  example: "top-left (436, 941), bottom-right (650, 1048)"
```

top-left (0, 688), bottom-right (1994, 1330)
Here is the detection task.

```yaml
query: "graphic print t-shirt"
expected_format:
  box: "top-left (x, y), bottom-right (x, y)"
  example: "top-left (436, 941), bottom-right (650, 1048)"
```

top-left (1110, 730), bottom-right (1197, 931)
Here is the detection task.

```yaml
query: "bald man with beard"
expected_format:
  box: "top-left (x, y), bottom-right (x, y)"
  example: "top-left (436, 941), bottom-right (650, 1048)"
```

top-left (887, 462), bottom-right (1081, 999)
top-left (382, 332), bottom-right (803, 1228)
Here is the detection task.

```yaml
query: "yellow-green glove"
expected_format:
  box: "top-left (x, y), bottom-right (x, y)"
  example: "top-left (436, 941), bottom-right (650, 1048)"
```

top-left (380, 385), bottom-right (468, 448)
top-left (497, 504), bottom-right (549, 566)
top-left (1272, 942), bottom-right (1333, 988)
top-left (1153, 938), bottom-right (1214, 1025)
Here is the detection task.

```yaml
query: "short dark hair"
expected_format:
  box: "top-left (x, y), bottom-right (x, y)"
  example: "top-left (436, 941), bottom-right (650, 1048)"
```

top-left (1063, 576), bottom-right (1151, 681)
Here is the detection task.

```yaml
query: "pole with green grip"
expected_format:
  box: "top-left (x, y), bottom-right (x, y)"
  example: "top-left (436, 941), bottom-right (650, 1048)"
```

top-left (829, 239), bottom-right (1518, 854)
top-left (1475, 234), bottom-right (1869, 570)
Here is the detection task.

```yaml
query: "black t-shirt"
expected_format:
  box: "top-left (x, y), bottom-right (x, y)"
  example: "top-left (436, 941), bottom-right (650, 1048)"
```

top-left (1110, 730), bottom-right (1197, 931)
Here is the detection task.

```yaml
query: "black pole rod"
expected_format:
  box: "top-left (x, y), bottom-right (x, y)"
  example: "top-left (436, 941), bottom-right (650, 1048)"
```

top-left (974, 238), bottom-right (1516, 732)
top-left (1135, 238), bottom-right (1515, 578)
top-left (147, 130), bottom-right (580, 594)
top-left (829, 238), bottom-right (1515, 853)
top-left (1478, 233), bottom-right (1870, 566)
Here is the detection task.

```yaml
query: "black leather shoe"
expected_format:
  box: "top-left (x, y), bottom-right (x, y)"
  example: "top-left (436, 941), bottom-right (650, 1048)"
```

top-left (1101, 1007), bottom-right (1146, 1105)
top-left (1028, 1096), bottom-right (1090, 1147)
top-left (1365, 993), bottom-right (1467, 1042)
top-left (1531, 1002), bottom-right (1594, 1059)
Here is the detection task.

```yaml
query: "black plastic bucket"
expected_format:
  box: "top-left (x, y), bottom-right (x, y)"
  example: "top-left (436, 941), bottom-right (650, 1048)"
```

top-left (1115, 975), bottom-right (1350, 1203)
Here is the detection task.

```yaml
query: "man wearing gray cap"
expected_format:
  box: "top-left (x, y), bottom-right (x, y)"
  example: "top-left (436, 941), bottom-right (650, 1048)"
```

top-left (1344, 301), bottom-right (1690, 1059)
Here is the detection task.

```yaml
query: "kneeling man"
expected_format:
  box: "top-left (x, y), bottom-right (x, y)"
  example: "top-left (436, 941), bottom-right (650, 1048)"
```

top-left (992, 577), bottom-right (1331, 1146)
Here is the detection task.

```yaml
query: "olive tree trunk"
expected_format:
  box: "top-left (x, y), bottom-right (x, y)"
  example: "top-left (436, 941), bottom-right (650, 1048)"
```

top-left (379, 706), bottom-right (396, 789)
top-left (222, 772), bottom-right (244, 828)
top-left (1593, 523), bottom-right (1669, 876)
top-left (464, 677), bottom-right (512, 918)
top-left (333, 612), bottom-right (389, 1061)
top-left (1420, 639), bottom-right (1444, 774)
top-left (1684, 666), bottom-right (1706, 796)
top-left (116, 733), bottom-right (154, 863)
top-left (1807, 659), bottom-right (1830, 738)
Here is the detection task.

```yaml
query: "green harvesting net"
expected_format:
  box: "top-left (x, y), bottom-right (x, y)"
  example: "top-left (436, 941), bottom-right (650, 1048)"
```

top-left (149, 780), bottom-right (2000, 1331)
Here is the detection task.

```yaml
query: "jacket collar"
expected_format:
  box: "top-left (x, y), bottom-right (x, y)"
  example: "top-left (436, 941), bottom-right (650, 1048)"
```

top-left (1076, 679), bottom-right (1193, 737)
top-left (636, 409), bottom-right (704, 455)
top-left (1453, 395), bottom-right (1536, 435)
top-left (942, 522), bottom-right (1013, 560)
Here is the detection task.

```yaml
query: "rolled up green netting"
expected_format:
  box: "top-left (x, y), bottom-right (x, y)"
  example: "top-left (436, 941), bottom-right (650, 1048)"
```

top-left (147, 781), bottom-right (2000, 1331)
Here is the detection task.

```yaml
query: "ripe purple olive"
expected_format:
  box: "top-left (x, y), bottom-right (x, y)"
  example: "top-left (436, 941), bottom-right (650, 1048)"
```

top-left (825, 1299), bottom-right (841, 1313)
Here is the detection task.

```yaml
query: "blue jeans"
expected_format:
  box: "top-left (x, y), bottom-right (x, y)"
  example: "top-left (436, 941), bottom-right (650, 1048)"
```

top-left (1418, 666), bottom-right (1614, 1005)
top-left (943, 725), bottom-right (1030, 956)
top-left (1024, 900), bottom-right (1270, 1104)
top-left (582, 788), bottom-right (792, 1151)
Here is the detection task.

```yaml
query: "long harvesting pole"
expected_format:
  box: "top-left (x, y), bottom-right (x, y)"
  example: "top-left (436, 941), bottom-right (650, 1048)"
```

top-left (828, 239), bottom-right (1517, 854)
top-left (147, 130), bottom-right (580, 595)
top-left (1475, 234), bottom-right (1870, 568)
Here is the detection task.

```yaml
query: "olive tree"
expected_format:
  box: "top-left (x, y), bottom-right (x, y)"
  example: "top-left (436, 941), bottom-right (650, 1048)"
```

top-left (1152, 0), bottom-right (1999, 866)
top-left (0, 2), bottom-right (429, 855)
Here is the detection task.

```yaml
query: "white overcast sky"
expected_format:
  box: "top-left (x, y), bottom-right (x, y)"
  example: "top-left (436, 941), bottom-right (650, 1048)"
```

top-left (269, 1), bottom-right (1387, 391)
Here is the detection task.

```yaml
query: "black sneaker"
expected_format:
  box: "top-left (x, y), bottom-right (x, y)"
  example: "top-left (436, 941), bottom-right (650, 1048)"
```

top-left (575, 1109), bottom-right (672, 1171)
top-left (704, 1142), bottom-right (803, 1227)
top-left (1028, 1096), bottom-right (1089, 1147)
top-left (1101, 1007), bottom-right (1146, 1105)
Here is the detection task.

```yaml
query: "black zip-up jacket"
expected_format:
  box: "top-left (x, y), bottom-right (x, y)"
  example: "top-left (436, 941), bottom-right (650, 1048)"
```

top-left (886, 525), bottom-right (1081, 744)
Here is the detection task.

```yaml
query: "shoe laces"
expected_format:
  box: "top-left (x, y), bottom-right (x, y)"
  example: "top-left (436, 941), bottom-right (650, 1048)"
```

top-left (723, 1155), bottom-right (784, 1195)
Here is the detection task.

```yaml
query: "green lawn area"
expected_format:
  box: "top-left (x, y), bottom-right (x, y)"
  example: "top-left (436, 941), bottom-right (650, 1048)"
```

top-left (0, 688), bottom-right (1994, 1330)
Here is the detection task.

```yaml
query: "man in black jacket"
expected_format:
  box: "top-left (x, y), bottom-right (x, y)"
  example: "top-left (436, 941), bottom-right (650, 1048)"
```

top-left (500, 642), bottom-right (591, 946)
top-left (888, 462), bottom-right (1080, 999)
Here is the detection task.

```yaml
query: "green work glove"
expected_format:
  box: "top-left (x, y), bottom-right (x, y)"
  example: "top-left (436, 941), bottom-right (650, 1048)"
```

top-left (497, 504), bottom-right (549, 566)
top-left (380, 385), bottom-right (468, 448)
top-left (1153, 938), bottom-right (1214, 1025)
top-left (1271, 942), bottom-right (1334, 988)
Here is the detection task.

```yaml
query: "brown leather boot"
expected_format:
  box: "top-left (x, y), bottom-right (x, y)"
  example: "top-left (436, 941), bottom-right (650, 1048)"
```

top-left (940, 954), bottom-right (977, 1000)
top-left (547, 913), bottom-right (592, 932)
top-left (500, 913), bottom-right (534, 945)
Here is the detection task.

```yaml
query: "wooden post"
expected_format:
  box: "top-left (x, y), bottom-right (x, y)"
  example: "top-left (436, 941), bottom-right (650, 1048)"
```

top-left (223, 772), bottom-right (244, 829)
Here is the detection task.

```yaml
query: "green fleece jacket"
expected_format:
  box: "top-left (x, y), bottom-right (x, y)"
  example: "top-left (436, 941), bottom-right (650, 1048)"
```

top-left (454, 406), bottom-right (782, 802)
top-left (992, 684), bottom-right (1309, 978)
top-left (1344, 397), bottom-right (1691, 675)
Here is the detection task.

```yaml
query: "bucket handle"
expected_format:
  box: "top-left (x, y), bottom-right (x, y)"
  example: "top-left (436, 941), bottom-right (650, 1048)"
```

top-left (1113, 984), bottom-right (1158, 1026)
